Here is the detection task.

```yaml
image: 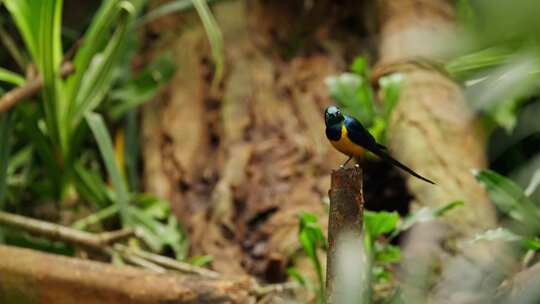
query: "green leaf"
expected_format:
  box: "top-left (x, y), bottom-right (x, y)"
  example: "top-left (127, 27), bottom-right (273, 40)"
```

top-left (65, 0), bottom-right (123, 104)
top-left (470, 227), bottom-right (522, 243)
top-left (287, 267), bottom-right (307, 287)
top-left (375, 244), bottom-right (401, 263)
top-left (108, 56), bottom-right (176, 119)
top-left (0, 68), bottom-right (25, 86)
top-left (399, 201), bottom-right (463, 232)
top-left (36, 0), bottom-right (66, 152)
top-left (297, 211), bottom-right (325, 299)
top-left (0, 113), bottom-right (13, 208)
top-left (72, 5), bottom-right (135, 128)
top-left (129, 207), bottom-right (188, 259)
top-left (364, 210), bottom-right (399, 240)
top-left (326, 73), bottom-right (376, 125)
top-left (85, 112), bottom-right (131, 226)
top-left (474, 169), bottom-right (540, 232)
top-left (72, 161), bottom-right (110, 207)
top-left (446, 47), bottom-right (512, 79)
top-left (188, 255), bottom-right (213, 266)
top-left (132, 193), bottom-right (171, 220)
top-left (18, 109), bottom-right (62, 197)
top-left (524, 168), bottom-right (540, 196)
top-left (351, 56), bottom-right (368, 77)
top-left (192, 0), bottom-right (224, 89)
top-left (379, 73), bottom-right (403, 123)
top-left (3, 0), bottom-right (40, 61)
top-left (523, 237), bottom-right (540, 251)
top-left (470, 229), bottom-right (540, 252)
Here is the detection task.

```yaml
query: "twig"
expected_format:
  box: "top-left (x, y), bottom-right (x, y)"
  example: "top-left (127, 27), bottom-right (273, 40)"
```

top-left (0, 210), bottom-right (223, 278)
top-left (0, 210), bottom-right (133, 250)
top-left (253, 281), bottom-right (300, 296)
top-left (117, 250), bottom-right (168, 273)
top-left (0, 62), bottom-right (75, 113)
top-left (114, 244), bottom-right (220, 278)
top-left (326, 165), bottom-right (366, 304)
top-left (72, 204), bottom-right (119, 230)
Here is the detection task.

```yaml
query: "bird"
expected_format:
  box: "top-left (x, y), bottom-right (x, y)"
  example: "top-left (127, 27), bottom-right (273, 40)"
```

top-left (324, 105), bottom-right (435, 185)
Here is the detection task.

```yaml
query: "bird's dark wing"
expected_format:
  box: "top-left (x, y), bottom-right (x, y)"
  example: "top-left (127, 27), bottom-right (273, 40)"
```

top-left (343, 116), bottom-right (378, 149)
top-left (345, 116), bottom-right (435, 185)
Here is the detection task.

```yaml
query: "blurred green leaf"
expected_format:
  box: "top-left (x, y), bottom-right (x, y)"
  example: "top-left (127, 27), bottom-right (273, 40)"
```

top-left (298, 211), bottom-right (325, 301)
top-left (132, 193), bottom-right (170, 220)
top-left (287, 267), bottom-right (307, 287)
top-left (446, 47), bottom-right (512, 79)
top-left (73, 161), bottom-right (110, 208)
top-left (0, 68), bottom-right (25, 86)
top-left (525, 168), bottom-right (540, 196)
top-left (86, 112), bottom-right (131, 226)
top-left (326, 73), bottom-right (376, 125)
top-left (3, 0), bottom-right (40, 61)
top-left (351, 56), bottom-right (368, 77)
top-left (375, 244), bottom-right (400, 263)
top-left (0, 114), bottom-right (12, 208)
top-left (109, 56), bottom-right (175, 119)
top-left (129, 207), bottom-right (188, 259)
top-left (18, 110), bottom-right (61, 197)
top-left (364, 211), bottom-right (399, 240)
top-left (491, 98), bottom-right (524, 132)
top-left (136, 0), bottom-right (219, 27)
top-left (72, 5), bottom-right (135, 128)
top-left (398, 200), bottom-right (463, 232)
top-left (379, 73), bottom-right (403, 123)
top-left (523, 237), bottom-right (540, 251)
top-left (470, 227), bottom-right (522, 243)
top-left (188, 255), bottom-right (213, 266)
top-left (35, 0), bottom-right (66, 153)
top-left (474, 169), bottom-right (540, 232)
top-left (65, 0), bottom-right (123, 104)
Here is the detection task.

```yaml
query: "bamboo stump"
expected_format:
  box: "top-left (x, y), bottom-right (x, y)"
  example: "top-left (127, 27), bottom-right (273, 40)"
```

top-left (326, 166), bottom-right (367, 304)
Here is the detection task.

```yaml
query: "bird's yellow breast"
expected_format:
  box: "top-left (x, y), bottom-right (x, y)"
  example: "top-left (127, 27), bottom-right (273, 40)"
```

top-left (329, 125), bottom-right (364, 157)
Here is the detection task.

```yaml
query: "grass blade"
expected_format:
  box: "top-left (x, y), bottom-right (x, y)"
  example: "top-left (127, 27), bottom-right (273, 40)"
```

top-left (64, 0), bottom-right (121, 106)
top-left (0, 68), bottom-right (25, 86)
top-left (3, 0), bottom-right (39, 61)
top-left (71, 4), bottom-right (135, 128)
top-left (36, 0), bottom-right (66, 153)
top-left (474, 169), bottom-right (540, 233)
top-left (85, 112), bottom-right (130, 226)
top-left (191, 0), bottom-right (224, 89)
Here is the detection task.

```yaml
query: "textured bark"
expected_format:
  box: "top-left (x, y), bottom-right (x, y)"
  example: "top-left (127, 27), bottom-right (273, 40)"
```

top-left (326, 166), bottom-right (365, 304)
top-left (141, 0), bottom-right (362, 285)
top-left (376, 0), bottom-right (496, 238)
top-left (0, 245), bottom-right (253, 304)
top-left (375, 1), bottom-right (510, 303)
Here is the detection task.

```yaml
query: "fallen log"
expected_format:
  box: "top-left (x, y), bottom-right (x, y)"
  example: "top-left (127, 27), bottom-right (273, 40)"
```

top-left (0, 245), bottom-right (254, 304)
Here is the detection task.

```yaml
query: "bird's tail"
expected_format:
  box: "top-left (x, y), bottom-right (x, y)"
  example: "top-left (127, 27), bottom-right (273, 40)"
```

top-left (372, 148), bottom-right (436, 185)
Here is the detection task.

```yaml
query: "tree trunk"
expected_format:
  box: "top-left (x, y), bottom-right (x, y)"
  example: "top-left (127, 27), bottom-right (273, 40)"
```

top-left (141, 0), bottom-right (364, 285)
top-left (374, 1), bottom-right (511, 303)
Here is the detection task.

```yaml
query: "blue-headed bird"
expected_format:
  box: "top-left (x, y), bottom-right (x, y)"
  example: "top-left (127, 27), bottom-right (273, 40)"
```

top-left (324, 105), bottom-right (435, 185)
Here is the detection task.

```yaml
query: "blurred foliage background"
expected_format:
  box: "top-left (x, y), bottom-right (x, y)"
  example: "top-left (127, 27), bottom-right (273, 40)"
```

top-left (0, 0), bottom-right (539, 303)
